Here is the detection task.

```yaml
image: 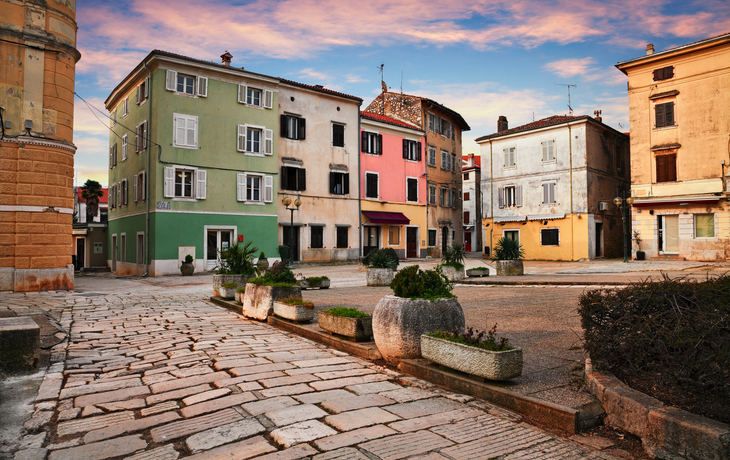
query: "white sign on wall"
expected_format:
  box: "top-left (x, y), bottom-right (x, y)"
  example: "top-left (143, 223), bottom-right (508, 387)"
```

top-left (94, 242), bottom-right (103, 254)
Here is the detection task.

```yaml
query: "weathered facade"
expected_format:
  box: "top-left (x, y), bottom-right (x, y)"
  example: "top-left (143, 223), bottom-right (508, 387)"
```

top-left (366, 92), bottom-right (470, 256)
top-left (477, 115), bottom-right (630, 261)
top-left (0, 0), bottom-right (80, 291)
top-left (462, 154), bottom-right (482, 253)
top-left (277, 80), bottom-right (361, 263)
top-left (617, 34), bottom-right (730, 261)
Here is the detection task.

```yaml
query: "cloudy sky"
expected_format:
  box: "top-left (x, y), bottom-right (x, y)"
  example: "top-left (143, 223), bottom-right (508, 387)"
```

top-left (72, 0), bottom-right (730, 186)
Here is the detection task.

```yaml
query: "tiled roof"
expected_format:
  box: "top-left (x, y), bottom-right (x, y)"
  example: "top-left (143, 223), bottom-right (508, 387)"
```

top-left (475, 115), bottom-right (587, 141)
top-left (616, 31), bottom-right (730, 69)
top-left (361, 111), bottom-right (422, 130)
top-left (378, 92), bottom-right (471, 131)
top-left (279, 78), bottom-right (362, 102)
top-left (462, 155), bottom-right (481, 168)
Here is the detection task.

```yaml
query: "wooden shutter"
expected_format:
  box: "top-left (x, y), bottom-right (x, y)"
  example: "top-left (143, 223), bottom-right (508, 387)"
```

top-left (237, 174), bottom-right (245, 201)
top-left (330, 172), bottom-right (336, 194)
top-left (133, 174), bottom-right (138, 202)
top-left (417, 142), bottom-right (422, 161)
top-left (139, 171), bottom-right (145, 201)
top-left (280, 115), bottom-right (288, 138)
top-left (238, 84), bottom-right (246, 103)
top-left (516, 185), bottom-right (523, 207)
top-left (655, 103), bottom-right (665, 128)
top-left (344, 173), bottom-right (350, 194)
top-left (264, 129), bottom-right (273, 155)
top-left (498, 187), bottom-right (504, 208)
top-left (664, 102), bottom-right (674, 126)
top-left (196, 170), bottom-right (206, 199)
top-left (164, 167), bottom-right (174, 197)
top-left (197, 76), bottom-right (208, 97)
top-left (113, 144), bottom-right (117, 166)
top-left (298, 118), bottom-right (306, 140)
top-left (175, 115), bottom-right (186, 146)
top-left (264, 90), bottom-right (273, 109)
top-left (297, 168), bottom-right (306, 191)
top-left (136, 85), bottom-right (141, 105)
top-left (378, 134), bottom-right (383, 155)
top-left (237, 125), bottom-right (246, 152)
top-left (264, 175), bottom-right (273, 202)
top-left (402, 139), bottom-right (408, 159)
top-left (187, 117), bottom-right (197, 147)
top-left (109, 145), bottom-right (113, 168)
top-left (144, 78), bottom-right (149, 98)
top-left (117, 182), bottom-right (122, 206)
top-left (135, 126), bottom-right (140, 153)
top-left (142, 121), bottom-right (147, 150)
top-left (280, 166), bottom-right (288, 190)
top-left (542, 183), bottom-right (548, 204)
top-left (166, 70), bottom-right (177, 91)
top-left (361, 131), bottom-right (368, 152)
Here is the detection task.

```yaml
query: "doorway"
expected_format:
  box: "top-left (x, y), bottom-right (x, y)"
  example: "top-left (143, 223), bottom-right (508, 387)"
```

top-left (441, 226), bottom-right (449, 253)
top-left (111, 235), bottom-right (117, 272)
top-left (464, 232), bottom-right (472, 252)
top-left (282, 226), bottom-right (300, 262)
top-left (363, 226), bottom-right (380, 256)
top-left (660, 215), bottom-right (679, 253)
top-left (406, 227), bottom-right (418, 258)
top-left (595, 222), bottom-right (603, 257)
top-left (207, 229), bottom-right (233, 270)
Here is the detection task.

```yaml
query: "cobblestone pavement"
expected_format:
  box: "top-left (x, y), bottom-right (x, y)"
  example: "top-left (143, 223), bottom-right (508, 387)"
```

top-left (5, 286), bottom-right (625, 460)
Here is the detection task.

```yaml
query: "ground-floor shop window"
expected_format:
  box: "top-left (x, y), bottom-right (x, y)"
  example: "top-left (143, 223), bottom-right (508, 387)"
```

top-left (311, 226), bottom-right (324, 249)
top-left (428, 229), bottom-right (437, 246)
top-left (694, 214), bottom-right (715, 238)
top-left (541, 228), bottom-right (559, 246)
top-left (388, 226), bottom-right (400, 246)
top-left (337, 227), bottom-right (349, 248)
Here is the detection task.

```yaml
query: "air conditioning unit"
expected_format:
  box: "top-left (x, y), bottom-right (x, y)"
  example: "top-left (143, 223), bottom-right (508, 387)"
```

top-left (598, 201), bottom-right (609, 211)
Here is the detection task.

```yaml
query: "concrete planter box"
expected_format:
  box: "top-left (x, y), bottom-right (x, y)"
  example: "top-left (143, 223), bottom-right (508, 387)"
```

top-left (466, 268), bottom-right (490, 277)
top-left (180, 262), bottom-right (195, 276)
top-left (318, 311), bottom-right (372, 341)
top-left (367, 268), bottom-right (394, 286)
top-left (421, 334), bottom-right (523, 381)
top-left (373, 295), bottom-right (465, 365)
top-left (218, 285), bottom-right (236, 300)
top-left (440, 265), bottom-right (465, 282)
top-left (242, 284), bottom-right (302, 321)
top-left (234, 289), bottom-right (245, 304)
top-left (496, 260), bottom-right (524, 276)
top-left (298, 278), bottom-right (331, 290)
top-left (274, 301), bottom-right (314, 323)
top-left (213, 274), bottom-right (252, 297)
top-left (0, 317), bottom-right (40, 370)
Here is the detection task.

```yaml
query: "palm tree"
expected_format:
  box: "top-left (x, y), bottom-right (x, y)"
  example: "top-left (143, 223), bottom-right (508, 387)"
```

top-left (80, 179), bottom-right (103, 221)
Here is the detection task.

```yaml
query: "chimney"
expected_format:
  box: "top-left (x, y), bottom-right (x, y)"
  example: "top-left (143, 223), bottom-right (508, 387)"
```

top-left (467, 153), bottom-right (475, 167)
top-left (646, 44), bottom-right (654, 55)
top-left (497, 116), bottom-right (508, 133)
top-left (594, 110), bottom-right (602, 123)
top-left (220, 51), bottom-right (233, 66)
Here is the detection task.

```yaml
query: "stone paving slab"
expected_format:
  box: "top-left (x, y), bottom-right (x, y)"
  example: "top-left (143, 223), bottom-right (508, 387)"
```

top-left (185, 418), bottom-right (266, 453)
top-left (48, 434), bottom-right (147, 460)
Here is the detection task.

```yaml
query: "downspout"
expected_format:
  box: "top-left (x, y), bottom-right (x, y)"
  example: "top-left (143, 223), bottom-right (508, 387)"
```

top-left (567, 121), bottom-right (574, 261)
top-left (358, 103), bottom-right (363, 258)
top-left (143, 60), bottom-right (152, 277)
top-left (489, 140), bottom-right (493, 254)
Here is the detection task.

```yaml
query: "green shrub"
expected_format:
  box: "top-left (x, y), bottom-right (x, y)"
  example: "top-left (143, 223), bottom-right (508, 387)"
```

top-left (218, 241), bottom-right (258, 275)
top-left (259, 251), bottom-right (266, 259)
top-left (280, 297), bottom-right (313, 307)
top-left (306, 276), bottom-right (329, 286)
top-left (440, 261), bottom-right (464, 270)
top-left (184, 254), bottom-right (193, 263)
top-left (221, 281), bottom-right (237, 289)
top-left (429, 323), bottom-right (513, 351)
top-left (442, 244), bottom-right (466, 267)
top-left (471, 266), bottom-right (490, 271)
top-left (322, 307), bottom-right (369, 318)
top-left (363, 248), bottom-right (399, 269)
top-left (250, 261), bottom-right (297, 286)
top-left (236, 286), bottom-right (246, 292)
top-left (390, 265), bottom-right (454, 301)
top-left (492, 237), bottom-right (524, 261)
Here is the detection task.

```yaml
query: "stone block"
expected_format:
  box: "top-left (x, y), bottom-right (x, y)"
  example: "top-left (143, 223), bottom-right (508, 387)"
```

top-left (0, 267), bottom-right (13, 291)
top-left (318, 311), bottom-right (372, 341)
top-left (314, 424), bottom-right (397, 451)
top-left (48, 435), bottom-right (147, 460)
top-left (185, 419), bottom-right (266, 453)
top-left (270, 420), bottom-right (337, 448)
top-left (325, 407), bottom-right (400, 431)
top-left (421, 335), bottom-right (523, 381)
top-left (183, 436), bottom-right (275, 460)
top-left (265, 403), bottom-right (328, 426)
top-left (0, 316), bottom-right (40, 370)
top-left (366, 268), bottom-right (394, 286)
top-left (242, 283), bottom-right (302, 321)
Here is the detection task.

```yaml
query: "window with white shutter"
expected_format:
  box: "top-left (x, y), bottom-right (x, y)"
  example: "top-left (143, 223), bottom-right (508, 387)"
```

top-left (196, 170), bottom-right (206, 199)
top-left (173, 113), bottom-right (198, 149)
top-left (542, 182), bottom-right (556, 204)
top-left (504, 147), bottom-right (515, 168)
top-left (122, 135), bottom-right (128, 161)
top-left (164, 167), bottom-right (174, 198)
top-left (264, 129), bottom-right (273, 155)
top-left (122, 97), bottom-right (129, 117)
top-left (133, 174), bottom-right (138, 202)
top-left (541, 140), bottom-right (555, 162)
top-left (165, 70), bottom-right (177, 91)
top-left (241, 173), bottom-right (264, 203)
top-left (428, 146), bottom-right (436, 166)
top-left (139, 121), bottom-right (147, 152)
top-left (197, 77), bottom-right (208, 97)
top-left (264, 90), bottom-right (273, 109)
top-left (264, 175), bottom-right (273, 202)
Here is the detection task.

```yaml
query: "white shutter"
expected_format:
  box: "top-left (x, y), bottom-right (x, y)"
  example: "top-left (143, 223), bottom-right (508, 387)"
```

top-left (238, 84), bottom-right (247, 103)
top-left (187, 117), bottom-right (197, 147)
top-left (264, 129), bottom-right (273, 155)
top-left (124, 180), bottom-right (129, 205)
top-left (144, 78), bottom-right (150, 98)
top-left (136, 85), bottom-right (141, 105)
top-left (174, 115), bottom-right (184, 146)
top-left (264, 175), bottom-right (273, 203)
top-left (142, 121), bottom-right (147, 150)
top-left (542, 183), bottom-right (548, 204)
top-left (117, 182), bottom-right (122, 206)
top-left (166, 70), bottom-right (177, 91)
top-left (133, 174), bottom-right (138, 202)
top-left (110, 146), bottom-right (113, 168)
top-left (498, 187), bottom-right (504, 208)
top-left (164, 167), bottom-right (174, 198)
top-left (516, 185), bottom-right (523, 207)
top-left (237, 174), bottom-right (246, 202)
top-left (140, 171), bottom-right (145, 200)
top-left (550, 182), bottom-right (556, 204)
top-left (264, 90), bottom-right (273, 109)
top-left (237, 125), bottom-right (246, 152)
top-left (135, 125), bottom-right (140, 153)
top-left (197, 76), bottom-right (208, 97)
top-left (196, 169), bottom-right (207, 199)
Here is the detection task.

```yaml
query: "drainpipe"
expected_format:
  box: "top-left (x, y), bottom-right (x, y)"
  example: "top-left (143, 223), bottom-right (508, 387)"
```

top-left (489, 140), bottom-right (494, 254)
top-left (143, 60), bottom-right (152, 277)
top-left (567, 121), bottom-right (574, 261)
top-left (358, 102), bottom-right (363, 258)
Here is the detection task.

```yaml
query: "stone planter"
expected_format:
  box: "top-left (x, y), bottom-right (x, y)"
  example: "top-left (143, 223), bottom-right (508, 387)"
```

top-left (318, 311), bottom-right (372, 341)
top-left (466, 268), bottom-right (490, 277)
top-left (234, 289), bottom-right (245, 304)
top-left (274, 301), bottom-right (314, 323)
top-left (180, 262), bottom-right (195, 276)
top-left (242, 284), bottom-right (302, 321)
top-left (495, 260), bottom-right (524, 276)
top-left (256, 258), bottom-right (269, 273)
top-left (218, 286), bottom-right (236, 300)
top-left (421, 334), bottom-right (523, 380)
top-left (298, 278), bottom-right (331, 290)
top-left (372, 295), bottom-right (465, 365)
top-left (366, 268), bottom-right (394, 286)
top-left (440, 265), bottom-right (465, 282)
top-left (636, 251), bottom-right (646, 261)
top-left (213, 274), bottom-right (252, 297)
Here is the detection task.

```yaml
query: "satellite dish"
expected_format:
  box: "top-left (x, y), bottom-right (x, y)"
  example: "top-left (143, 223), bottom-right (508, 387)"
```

top-left (381, 81), bottom-right (388, 92)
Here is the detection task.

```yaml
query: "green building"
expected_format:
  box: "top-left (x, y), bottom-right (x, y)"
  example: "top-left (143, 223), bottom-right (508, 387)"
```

top-left (105, 50), bottom-right (279, 276)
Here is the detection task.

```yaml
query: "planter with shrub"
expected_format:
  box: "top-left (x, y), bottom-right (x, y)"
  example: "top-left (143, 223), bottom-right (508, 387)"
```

top-left (243, 261), bottom-right (301, 321)
top-left (218, 282), bottom-right (237, 300)
top-left (180, 254), bottom-right (195, 276)
top-left (318, 307), bottom-right (372, 341)
top-left (274, 297), bottom-right (315, 323)
top-left (235, 286), bottom-right (246, 304)
top-left (439, 244), bottom-right (466, 281)
top-left (372, 265), bottom-right (465, 365)
top-left (363, 248), bottom-right (399, 286)
top-left (633, 230), bottom-right (646, 260)
top-left (421, 325), bottom-right (522, 380)
top-left (256, 251), bottom-right (269, 273)
top-left (493, 237), bottom-right (525, 276)
top-left (466, 267), bottom-right (490, 277)
top-left (298, 276), bottom-right (330, 290)
top-left (213, 241), bottom-right (257, 297)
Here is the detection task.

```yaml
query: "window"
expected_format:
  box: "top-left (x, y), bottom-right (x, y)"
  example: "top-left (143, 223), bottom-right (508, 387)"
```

top-left (237, 84), bottom-right (271, 108)
top-left (121, 97), bottom-right (129, 118)
top-left (165, 70), bottom-right (206, 97)
top-left (248, 128), bottom-right (261, 153)
top-left (441, 150), bottom-right (449, 170)
top-left (133, 171), bottom-right (145, 203)
top-left (442, 120), bottom-right (451, 138)
top-left (109, 143), bottom-right (117, 169)
top-left (362, 131), bottom-right (381, 155)
top-left (164, 167), bottom-right (207, 200)
top-left (388, 226), bottom-right (400, 246)
top-left (239, 125), bottom-right (273, 155)
top-left (463, 192), bottom-right (470, 201)
top-left (173, 113), bottom-right (198, 149)
top-left (330, 172), bottom-right (349, 195)
top-left (541, 140), bottom-right (555, 162)
top-left (428, 229), bottom-right (437, 246)
top-left (656, 154), bottom-right (677, 183)
top-left (135, 121), bottom-right (147, 153)
top-left (464, 173), bottom-right (469, 181)
top-left (136, 233), bottom-right (144, 264)
top-left (336, 227), bottom-right (348, 248)
top-left (136, 78), bottom-right (149, 105)
top-left (429, 185), bottom-right (436, 205)
top-left (365, 173), bottom-right (378, 199)
top-left (428, 146), bottom-right (436, 166)
top-left (542, 182), bottom-right (556, 204)
top-left (499, 185), bottom-right (522, 208)
top-left (464, 211), bottom-right (470, 224)
top-left (402, 140), bottom-right (421, 161)
top-left (694, 214), bottom-right (715, 238)
top-left (175, 170), bottom-right (193, 198)
top-left (406, 177), bottom-right (418, 202)
top-left (281, 115), bottom-right (306, 140)
top-left (655, 102), bottom-right (675, 128)
top-left (122, 135), bottom-right (128, 161)
top-left (281, 166), bottom-right (306, 191)
top-left (439, 188), bottom-right (446, 206)
top-left (504, 147), bottom-right (515, 168)
top-left (451, 153), bottom-right (456, 172)
top-left (428, 113), bottom-right (441, 133)
top-left (447, 189), bottom-right (455, 208)
top-left (504, 230), bottom-right (519, 242)
top-left (653, 66), bottom-right (674, 81)
top-left (311, 227), bottom-right (324, 249)
top-left (541, 228), bottom-right (559, 246)
top-left (236, 173), bottom-right (272, 203)
top-left (332, 124), bottom-right (345, 147)
top-left (247, 87), bottom-right (261, 106)
top-left (119, 179), bottom-right (128, 206)
top-left (177, 74), bottom-right (195, 95)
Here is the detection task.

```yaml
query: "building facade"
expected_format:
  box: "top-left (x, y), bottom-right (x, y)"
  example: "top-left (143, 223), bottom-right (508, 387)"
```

top-left (360, 111), bottom-right (427, 258)
top-left (477, 115), bottom-right (630, 261)
top-left (276, 80), bottom-right (361, 263)
top-left (365, 92), bottom-right (470, 257)
top-left (105, 51), bottom-right (279, 276)
top-left (617, 34), bottom-right (730, 261)
top-left (0, 0), bottom-right (80, 291)
top-left (462, 154), bottom-right (482, 253)
top-left (72, 187), bottom-right (108, 271)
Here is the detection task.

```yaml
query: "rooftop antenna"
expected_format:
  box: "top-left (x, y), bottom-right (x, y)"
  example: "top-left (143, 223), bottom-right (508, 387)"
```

top-left (400, 70), bottom-right (403, 94)
top-left (378, 63), bottom-right (386, 114)
top-left (555, 83), bottom-right (577, 114)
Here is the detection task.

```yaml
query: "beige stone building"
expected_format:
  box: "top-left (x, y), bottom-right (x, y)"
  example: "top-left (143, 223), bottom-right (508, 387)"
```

top-left (0, 0), bottom-right (80, 290)
top-left (617, 33), bottom-right (730, 261)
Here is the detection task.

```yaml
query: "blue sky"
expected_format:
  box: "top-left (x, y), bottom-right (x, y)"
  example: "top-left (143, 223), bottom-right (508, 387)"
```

top-left (72, 0), bottom-right (730, 186)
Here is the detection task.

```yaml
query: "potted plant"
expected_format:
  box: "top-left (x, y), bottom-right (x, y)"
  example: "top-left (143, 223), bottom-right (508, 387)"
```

top-left (180, 254), bottom-right (195, 276)
top-left (235, 286), bottom-right (246, 304)
top-left (218, 281), bottom-right (237, 300)
top-left (421, 323), bottom-right (522, 381)
top-left (298, 276), bottom-right (331, 290)
top-left (274, 296), bottom-right (315, 323)
top-left (256, 251), bottom-right (269, 273)
top-left (363, 248), bottom-right (399, 286)
top-left (439, 244), bottom-right (466, 281)
top-left (466, 266), bottom-right (490, 277)
top-left (242, 261), bottom-right (302, 321)
top-left (318, 307), bottom-right (372, 341)
top-left (372, 265), bottom-right (465, 365)
top-left (634, 231), bottom-right (645, 260)
top-left (213, 241), bottom-right (258, 297)
top-left (492, 237), bottom-right (525, 276)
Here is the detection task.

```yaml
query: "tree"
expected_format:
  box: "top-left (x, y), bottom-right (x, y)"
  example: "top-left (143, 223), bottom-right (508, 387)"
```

top-left (80, 179), bottom-right (103, 221)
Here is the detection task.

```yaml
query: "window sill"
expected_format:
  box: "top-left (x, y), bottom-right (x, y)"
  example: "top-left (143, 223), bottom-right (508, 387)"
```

top-left (173, 144), bottom-right (198, 150)
top-left (653, 125), bottom-right (677, 131)
top-left (172, 198), bottom-right (197, 202)
top-left (541, 160), bottom-right (556, 165)
top-left (364, 152), bottom-right (380, 156)
top-left (405, 159), bottom-right (419, 163)
top-left (174, 92), bottom-right (198, 98)
top-left (243, 152), bottom-right (265, 157)
top-left (332, 145), bottom-right (346, 149)
top-left (243, 201), bottom-right (265, 206)
top-left (364, 197), bottom-right (379, 201)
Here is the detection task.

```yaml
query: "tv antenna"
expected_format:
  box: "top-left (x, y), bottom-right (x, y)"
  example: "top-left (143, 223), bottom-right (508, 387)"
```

top-left (378, 63), bottom-right (387, 92)
top-left (555, 83), bottom-right (576, 114)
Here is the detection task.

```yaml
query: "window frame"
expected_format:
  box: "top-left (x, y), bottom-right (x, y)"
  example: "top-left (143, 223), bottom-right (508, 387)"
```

top-left (246, 87), bottom-right (262, 107)
top-left (121, 134), bottom-right (128, 161)
top-left (176, 73), bottom-right (196, 96)
top-left (694, 214), bottom-right (715, 239)
top-left (330, 171), bottom-right (349, 196)
top-left (428, 146), bottom-right (437, 166)
top-left (282, 115), bottom-right (306, 140)
top-left (541, 139), bottom-right (555, 163)
top-left (542, 181), bottom-right (557, 205)
top-left (388, 226), bottom-right (401, 247)
top-left (655, 153), bottom-right (677, 183)
top-left (365, 172), bottom-right (379, 199)
top-left (429, 185), bottom-right (437, 205)
top-left (332, 123), bottom-right (345, 148)
top-left (336, 226), bottom-right (348, 249)
top-left (427, 228), bottom-right (437, 247)
top-left (310, 226), bottom-right (324, 249)
top-left (504, 186), bottom-right (516, 207)
top-left (173, 113), bottom-right (198, 149)
top-left (362, 131), bottom-right (381, 155)
top-left (281, 166), bottom-right (306, 192)
top-left (504, 147), bottom-right (516, 168)
top-left (404, 140), bottom-right (420, 162)
top-left (654, 101), bottom-right (676, 129)
top-left (541, 228), bottom-right (560, 246)
top-left (406, 177), bottom-right (418, 203)
top-left (441, 149), bottom-right (450, 170)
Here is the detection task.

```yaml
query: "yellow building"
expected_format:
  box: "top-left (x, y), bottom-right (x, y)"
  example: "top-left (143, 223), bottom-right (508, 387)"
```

top-left (617, 33), bottom-right (730, 261)
top-left (0, 0), bottom-right (80, 290)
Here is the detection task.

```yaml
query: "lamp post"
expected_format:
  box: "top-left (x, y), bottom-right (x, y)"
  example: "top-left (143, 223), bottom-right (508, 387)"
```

top-left (613, 195), bottom-right (635, 263)
top-left (282, 196), bottom-right (301, 267)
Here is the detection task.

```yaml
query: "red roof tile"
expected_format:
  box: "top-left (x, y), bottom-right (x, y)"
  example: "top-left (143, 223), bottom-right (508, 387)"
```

top-left (476, 115), bottom-right (587, 141)
top-left (361, 111), bottom-right (422, 130)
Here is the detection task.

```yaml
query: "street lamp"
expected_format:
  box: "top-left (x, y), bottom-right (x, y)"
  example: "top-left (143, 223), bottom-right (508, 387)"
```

top-left (613, 195), bottom-right (635, 263)
top-left (282, 196), bottom-right (301, 267)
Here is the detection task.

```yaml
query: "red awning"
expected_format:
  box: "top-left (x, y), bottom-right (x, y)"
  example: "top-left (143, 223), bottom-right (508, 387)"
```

top-left (362, 211), bottom-right (410, 225)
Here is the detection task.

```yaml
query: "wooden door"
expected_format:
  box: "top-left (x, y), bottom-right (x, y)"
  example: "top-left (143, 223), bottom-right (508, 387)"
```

top-left (406, 227), bottom-right (417, 258)
top-left (464, 232), bottom-right (472, 252)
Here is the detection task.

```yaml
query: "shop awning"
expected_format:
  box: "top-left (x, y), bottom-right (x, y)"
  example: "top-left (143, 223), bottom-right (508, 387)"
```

top-left (527, 214), bottom-right (566, 221)
top-left (362, 211), bottom-right (410, 225)
top-left (494, 216), bottom-right (526, 223)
